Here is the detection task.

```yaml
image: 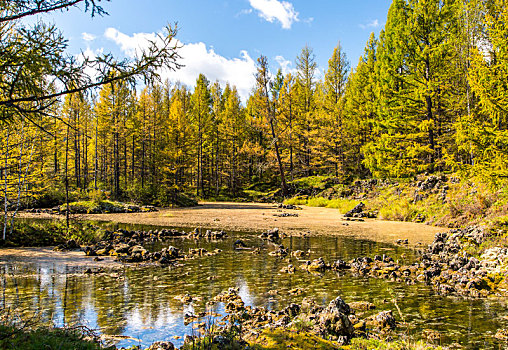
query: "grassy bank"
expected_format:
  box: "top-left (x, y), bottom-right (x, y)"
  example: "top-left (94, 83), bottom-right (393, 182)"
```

top-left (0, 317), bottom-right (111, 350)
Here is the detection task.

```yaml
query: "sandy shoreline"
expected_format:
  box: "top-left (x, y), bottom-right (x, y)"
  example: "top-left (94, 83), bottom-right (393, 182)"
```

top-left (18, 202), bottom-right (443, 246)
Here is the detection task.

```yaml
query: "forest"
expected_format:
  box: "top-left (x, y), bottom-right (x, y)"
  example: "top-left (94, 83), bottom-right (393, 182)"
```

top-left (1, 0), bottom-right (507, 213)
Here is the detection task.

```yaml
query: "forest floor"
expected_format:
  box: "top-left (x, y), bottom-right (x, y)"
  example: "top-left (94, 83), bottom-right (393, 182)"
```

top-left (20, 201), bottom-right (443, 246)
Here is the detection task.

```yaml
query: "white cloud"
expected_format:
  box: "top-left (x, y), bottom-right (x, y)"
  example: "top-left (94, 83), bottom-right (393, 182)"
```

top-left (275, 55), bottom-right (295, 75)
top-left (303, 17), bottom-right (314, 26)
top-left (169, 43), bottom-right (256, 102)
top-left (236, 8), bottom-right (253, 17)
top-left (104, 28), bottom-right (158, 57)
top-left (104, 28), bottom-right (257, 102)
top-left (82, 32), bottom-right (96, 42)
top-left (249, 0), bottom-right (299, 29)
top-left (360, 19), bottom-right (379, 30)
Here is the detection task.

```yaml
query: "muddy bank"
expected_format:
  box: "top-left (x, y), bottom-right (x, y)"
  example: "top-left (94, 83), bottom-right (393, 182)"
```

top-left (19, 202), bottom-right (443, 246)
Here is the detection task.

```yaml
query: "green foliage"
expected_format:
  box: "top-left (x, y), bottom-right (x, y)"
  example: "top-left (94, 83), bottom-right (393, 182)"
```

top-left (458, 0), bottom-right (508, 180)
top-left (290, 176), bottom-right (332, 191)
top-left (60, 200), bottom-right (128, 214)
top-left (0, 309), bottom-right (110, 350)
top-left (378, 199), bottom-right (419, 222)
top-left (0, 220), bottom-right (102, 247)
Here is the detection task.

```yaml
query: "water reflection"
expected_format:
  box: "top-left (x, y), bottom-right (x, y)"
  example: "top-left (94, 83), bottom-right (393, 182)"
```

top-left (1, 228), bottom-right (507, 349)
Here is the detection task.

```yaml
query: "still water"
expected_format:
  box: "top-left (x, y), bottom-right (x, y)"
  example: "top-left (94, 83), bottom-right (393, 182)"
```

top-left (1, 222), bottom-right (507, 349)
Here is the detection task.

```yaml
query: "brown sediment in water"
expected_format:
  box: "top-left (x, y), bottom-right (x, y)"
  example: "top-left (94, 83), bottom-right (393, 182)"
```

top-left (18, 202), bottom-right (443, 246)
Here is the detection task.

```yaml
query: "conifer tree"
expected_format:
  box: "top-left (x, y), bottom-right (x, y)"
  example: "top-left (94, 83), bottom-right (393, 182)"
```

top-left (191, 74), bottom-right (212, 197)
top-left (255, 56), bottom-right (288, 197)
top-left (321, 43), bottom-right (350, 177)
top-left (461, 0), bottom-right (508, 180)
top-left (343, 34), bottom-right (379, 176)
top-left (294, 46), bottom-right (317, 175)
top-left (364, 0), bottom-right (460, 178)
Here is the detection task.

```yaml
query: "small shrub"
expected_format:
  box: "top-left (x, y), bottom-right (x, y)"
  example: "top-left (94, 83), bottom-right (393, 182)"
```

top-left (307, 197), bottom-right (329, 207)
top-left (325, 198), bottom-right (361, 213)
top-left (284, 197), bottom-right (308, 206)
top-left (379, 199), bottom-right (418, 221)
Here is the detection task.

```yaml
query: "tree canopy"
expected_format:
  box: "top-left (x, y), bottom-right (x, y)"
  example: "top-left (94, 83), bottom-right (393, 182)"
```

top-left (0, 0), bottom-right (181, 124)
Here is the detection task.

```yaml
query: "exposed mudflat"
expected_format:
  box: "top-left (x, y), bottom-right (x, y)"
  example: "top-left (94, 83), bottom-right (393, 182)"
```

top-left (19, 202), bottom-right (443, 246)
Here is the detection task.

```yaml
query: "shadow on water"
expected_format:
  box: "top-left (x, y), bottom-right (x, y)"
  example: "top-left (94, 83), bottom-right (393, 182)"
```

top-left (1, 219), bottom-right (507, 349)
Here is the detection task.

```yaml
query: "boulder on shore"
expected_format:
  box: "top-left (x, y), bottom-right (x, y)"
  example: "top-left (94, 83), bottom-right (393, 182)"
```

top-left (344, 203), bottom-right (365, 218)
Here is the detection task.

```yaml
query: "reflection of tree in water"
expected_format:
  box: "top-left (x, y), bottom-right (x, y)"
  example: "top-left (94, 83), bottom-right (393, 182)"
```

top-left (61, 272), bottom-right (88, 326)
top-left (92, 274), bottom-right (130, 335)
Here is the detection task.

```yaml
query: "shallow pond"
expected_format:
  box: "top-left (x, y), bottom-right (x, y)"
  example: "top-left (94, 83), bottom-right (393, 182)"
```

top-left (1, 222), bottom-right (507, 349)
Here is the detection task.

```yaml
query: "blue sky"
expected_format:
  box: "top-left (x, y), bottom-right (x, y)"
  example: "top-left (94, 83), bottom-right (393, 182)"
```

top-left (39, 0), bottom-right (391, 100)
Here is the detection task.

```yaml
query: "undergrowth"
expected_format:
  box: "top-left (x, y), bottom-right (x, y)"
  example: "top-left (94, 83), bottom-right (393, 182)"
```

top-left (0, 309), bottom-right (111, 350)
top-left (0, 219), bottom-right (103, 247)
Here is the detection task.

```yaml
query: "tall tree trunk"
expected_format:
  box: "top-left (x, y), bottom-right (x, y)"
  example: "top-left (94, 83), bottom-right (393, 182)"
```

top-left (215, 127), bottom-right (219, 196)
top-left (3, 127), bottom-right (10, 241)
top-left (425, 58), bottom-right (435, 169)
top-left (131, 134), bottom-right (135, 181)
top-left (65, 123), bottom-right (70, 233)
top-left (94, 119), bottom-right (98, 191)
top-left (269, 119), bottom-right (288, 197)
top-left (75, 108), bottom-right (81, 189)
top-left (10, 137), bottom-right (35, 236)
top-left (141, 107), bottom-right (146, 189)
top-left (54, 119), bottom-right (59, 174)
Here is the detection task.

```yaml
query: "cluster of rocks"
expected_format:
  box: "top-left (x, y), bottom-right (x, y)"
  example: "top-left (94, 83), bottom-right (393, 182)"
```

top-left (277, 203), bottom-right (302, 210)
top-left (187, 228), bottom-right (227, 240)
top-left (24, 207), bottom-right (61, 215)
top-left (203, 288), bottom-right (396, 346)
top-left (26, 204), bottom-right (157, 215)
top-left (413, 174), bottom-right (449, 203)
top-left (346, 227), bottom-right (505, 298)
top-left (273, 213), bottom-right (299, 217)
top-left (83, 228), bottom-right (226, 264)
top-left (54, 239), bottom-right (81, 251)
top-left (343, 202), bottom-right (377, 219)
top-left (268, 245), bottom-right (289, 257)
top-left (146, 341), bottom-right (175, 350)
top-left (259, 228), bottom-right (283, 242)
top-left (274, 226), bottom-right (507, 298)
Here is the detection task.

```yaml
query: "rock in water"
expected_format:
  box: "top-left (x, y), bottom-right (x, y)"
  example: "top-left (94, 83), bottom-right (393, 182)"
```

top-left (147, 341), bottom-right (175, 350)
top-left (318, 296), bottom-right (354, 338)
top-left (372, 310), bottom-right (396, 329)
